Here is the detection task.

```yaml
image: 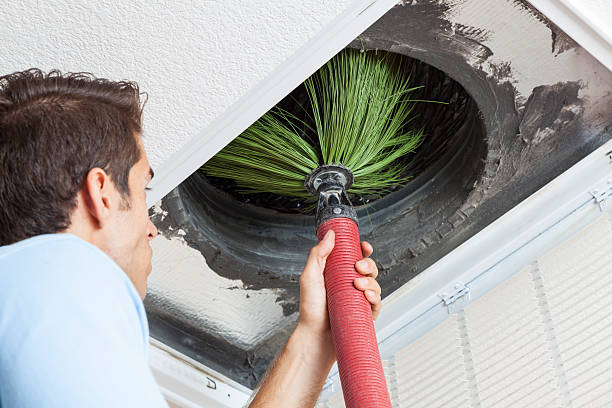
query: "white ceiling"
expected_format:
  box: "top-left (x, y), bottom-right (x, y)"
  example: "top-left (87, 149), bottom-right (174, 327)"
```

top-left (0, 0), bottom-right (354, 169)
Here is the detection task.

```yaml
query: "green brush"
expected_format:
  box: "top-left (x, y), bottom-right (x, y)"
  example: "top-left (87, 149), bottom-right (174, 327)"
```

top-left (202, 48), bottom-right (425, 201)
top-left (202, 48), bottom-right (428, 408)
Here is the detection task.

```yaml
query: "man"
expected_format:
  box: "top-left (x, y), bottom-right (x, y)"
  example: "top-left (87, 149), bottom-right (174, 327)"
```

top-left (0, 69), bottom-right (382, 407)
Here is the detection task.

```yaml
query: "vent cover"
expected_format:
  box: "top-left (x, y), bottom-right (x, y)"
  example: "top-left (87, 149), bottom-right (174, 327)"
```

top-left (318, 213), bottom-right (612, 407)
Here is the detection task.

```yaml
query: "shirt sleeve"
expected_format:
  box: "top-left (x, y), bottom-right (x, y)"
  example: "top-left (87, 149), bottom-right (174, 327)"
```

top-left (0, 237), bottom-right (169, 408)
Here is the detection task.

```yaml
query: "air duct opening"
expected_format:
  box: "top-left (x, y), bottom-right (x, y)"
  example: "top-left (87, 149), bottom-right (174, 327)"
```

top-left (203, 53), bottom-right (482, 214)
top-left (158, 51), bottom-right (486, 294)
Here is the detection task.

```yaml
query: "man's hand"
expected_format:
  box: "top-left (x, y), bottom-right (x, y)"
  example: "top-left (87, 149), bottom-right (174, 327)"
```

top-left (249, 229), bottom-right (382, 407)
top-left (297, 229), bottom-right (382, 361)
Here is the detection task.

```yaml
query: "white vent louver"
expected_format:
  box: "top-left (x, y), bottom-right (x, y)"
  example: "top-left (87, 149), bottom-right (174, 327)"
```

top-left (536, 216), bottom-right (612, 407)
top-left (318, 213), bottom-right (612, 408)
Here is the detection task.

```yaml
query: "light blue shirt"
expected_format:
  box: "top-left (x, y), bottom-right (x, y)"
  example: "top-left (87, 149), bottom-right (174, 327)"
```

top-left (0, 234), bottom-right (168, 407)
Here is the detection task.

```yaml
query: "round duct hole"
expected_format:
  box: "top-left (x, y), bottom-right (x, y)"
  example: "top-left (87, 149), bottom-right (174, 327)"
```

top-left (204, 52), bottom-right (474, 214)
top-left (158, 52), bottom-right (487, 295)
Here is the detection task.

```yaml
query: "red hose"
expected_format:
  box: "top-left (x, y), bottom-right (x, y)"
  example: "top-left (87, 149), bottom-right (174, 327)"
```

top-left (317, 217), bottom-right (391, 408)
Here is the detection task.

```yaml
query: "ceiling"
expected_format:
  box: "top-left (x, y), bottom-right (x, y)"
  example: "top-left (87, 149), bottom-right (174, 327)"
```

top-left (0, 0), bottom-right (355, 170)
top-left (2, 0), bottom-right (610, 391)
top-left (144, 0), bottom-right (612, 388)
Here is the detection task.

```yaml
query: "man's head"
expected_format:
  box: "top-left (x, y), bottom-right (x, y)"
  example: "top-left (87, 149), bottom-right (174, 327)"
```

top-left (0, 69), bottom-right (157, 298)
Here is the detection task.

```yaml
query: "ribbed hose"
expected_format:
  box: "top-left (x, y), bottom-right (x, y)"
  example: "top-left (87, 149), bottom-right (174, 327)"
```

top-left (317, 218), bottom-right (391, 408)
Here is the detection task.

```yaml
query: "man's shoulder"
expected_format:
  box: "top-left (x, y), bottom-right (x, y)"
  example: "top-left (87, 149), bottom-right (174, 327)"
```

top-left (0, 233), bottom-right (126, 289)
top-left (1, 233), bottom-right (110, 265)
top-left (0, 234), bottom-right (166, 408)
top-left (0, 233), bottom-right (146, 340)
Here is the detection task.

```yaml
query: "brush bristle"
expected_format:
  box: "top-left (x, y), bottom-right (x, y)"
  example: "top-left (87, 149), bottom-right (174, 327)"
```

top-left (202, 49), bottom-right (425, 200)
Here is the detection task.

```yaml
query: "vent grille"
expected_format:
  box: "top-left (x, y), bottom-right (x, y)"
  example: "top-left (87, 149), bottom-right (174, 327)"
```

top-left (537, 214), bottom-right (612, 407)
top-left (391, 316), bottom-right (470, 407)
top-left (318, 214), bottom-right (612, 407)
top-left (464, 268), bottom-right (561, 408)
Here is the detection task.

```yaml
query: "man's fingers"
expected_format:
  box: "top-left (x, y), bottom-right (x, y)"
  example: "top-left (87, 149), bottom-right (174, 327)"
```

top-left (355, 277), bottom-right (382, 320)
top-left (366, 290), bottom-right (382, 320)
top-left (358, 280), bottom-right (382, 321)
top-left (360, 241), bottom-right (373, 258)
top-left (356, 241), bottom-right (381, 320)
top-left (304, 230), bottom-right (335, 275)
top-left (317, 229), bottom-right (335, 262)
top-left (353, 277), bottom-right (382, 297)
top-left (355, 257), bottom-right (378, 279)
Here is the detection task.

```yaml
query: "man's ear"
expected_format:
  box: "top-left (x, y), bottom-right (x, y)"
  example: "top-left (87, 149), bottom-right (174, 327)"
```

top-left (82, 168), bottom-right (117, 228)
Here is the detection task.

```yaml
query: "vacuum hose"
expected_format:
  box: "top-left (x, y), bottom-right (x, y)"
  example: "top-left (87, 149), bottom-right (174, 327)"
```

top-left (306, 165), bottom-right (391, 408)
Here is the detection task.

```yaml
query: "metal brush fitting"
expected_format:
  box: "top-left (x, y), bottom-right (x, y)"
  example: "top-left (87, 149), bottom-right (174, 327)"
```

top-left (305, 164), bottom-right (357, 228)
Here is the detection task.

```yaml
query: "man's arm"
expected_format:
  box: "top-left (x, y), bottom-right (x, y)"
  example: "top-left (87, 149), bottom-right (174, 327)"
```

top-left (249, 230), bottom-right (382, 407)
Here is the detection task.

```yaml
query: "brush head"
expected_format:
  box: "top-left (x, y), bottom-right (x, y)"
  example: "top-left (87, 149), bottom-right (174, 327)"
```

top-left (202, 49), bottom-right (425, 204)
top-left (304, 163), bottom-right (353, 196)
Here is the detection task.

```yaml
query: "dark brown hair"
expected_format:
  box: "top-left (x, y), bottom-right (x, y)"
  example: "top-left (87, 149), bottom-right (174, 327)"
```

top-left (0, 69), bottom-right (144, 246)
